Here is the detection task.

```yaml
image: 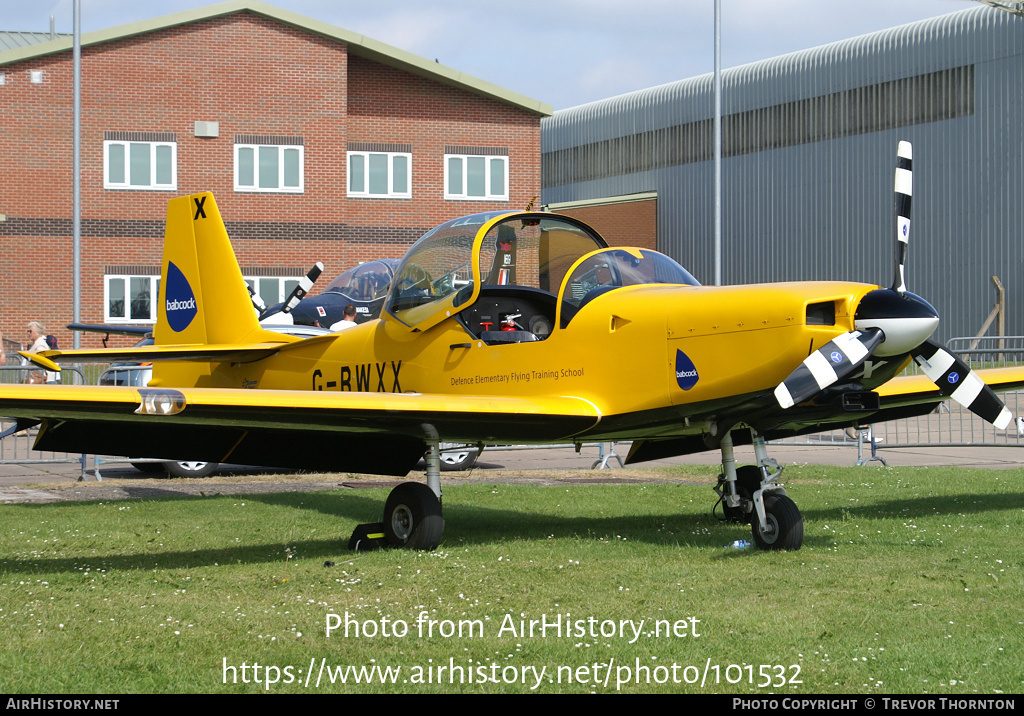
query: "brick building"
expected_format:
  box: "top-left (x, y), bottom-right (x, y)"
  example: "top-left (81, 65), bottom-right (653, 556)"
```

top-left (0, 0), bottom-right (550, 353)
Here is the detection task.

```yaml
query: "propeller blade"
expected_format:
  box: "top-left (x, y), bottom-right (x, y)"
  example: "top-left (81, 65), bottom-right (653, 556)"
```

top-left (911, 340), bottom-right (1012, 429)
top-left (775, 328), bottom-right (884, 409)
top-left (247, 283), bottom-right (267, 313)
top-left (281, 262), bottom-right (324, 315)
top-left (892, 141), bottom-right (912, 294)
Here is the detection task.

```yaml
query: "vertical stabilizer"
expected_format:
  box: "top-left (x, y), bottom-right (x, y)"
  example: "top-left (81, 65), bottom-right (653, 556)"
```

top-left (154, 193), bottom-right (260, 346)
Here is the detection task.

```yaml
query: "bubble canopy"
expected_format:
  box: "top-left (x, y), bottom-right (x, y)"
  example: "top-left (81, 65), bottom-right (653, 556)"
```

top-left (385, 211), bottom-right (699, 333)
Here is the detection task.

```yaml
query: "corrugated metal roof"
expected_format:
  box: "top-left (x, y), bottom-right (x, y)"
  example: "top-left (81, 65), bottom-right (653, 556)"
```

top-left (0, 32), bottom-right (69, 52)
top-left (543, 6), bottom-right (1014, 149)
top-left (0, 0), bottom-right (551, 116)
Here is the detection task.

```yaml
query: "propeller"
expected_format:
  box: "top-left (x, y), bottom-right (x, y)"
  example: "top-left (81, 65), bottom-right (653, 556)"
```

top-left (892, 140), bottom-right (912, 294)
top-left (911, 340), bottom-right (1012, 429)
top-left (280, 262), bottom-right (324, 315)
top-left (247, 284), bottom-right (267, 313)
top-left (772, 141), bottom-right (1013, 429)
top-left (774, 329), bottom-right (883, 409)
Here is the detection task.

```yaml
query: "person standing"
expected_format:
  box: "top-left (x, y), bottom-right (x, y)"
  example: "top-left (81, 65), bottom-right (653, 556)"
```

top-left (25, 321), bottom-right (52, 383)
top-left (330, 304), bottom-right (359, 331)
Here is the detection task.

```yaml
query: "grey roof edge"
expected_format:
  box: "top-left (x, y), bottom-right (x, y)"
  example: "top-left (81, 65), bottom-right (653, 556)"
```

top-left (0, 0), bottom-right (552, 117)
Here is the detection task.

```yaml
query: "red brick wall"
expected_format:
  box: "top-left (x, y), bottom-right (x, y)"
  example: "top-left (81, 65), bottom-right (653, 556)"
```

top-left (0, 11), bottom-right (542, 351)
top-left (553, 198), bottom-right (658, 250)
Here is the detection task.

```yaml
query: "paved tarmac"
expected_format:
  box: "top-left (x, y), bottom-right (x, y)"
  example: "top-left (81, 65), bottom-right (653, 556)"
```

top-left (1, 439), bottom-right (1022, 493)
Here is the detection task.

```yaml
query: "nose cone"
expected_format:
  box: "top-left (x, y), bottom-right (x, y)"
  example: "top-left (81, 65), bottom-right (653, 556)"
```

top-left (854, 289), bottom-right (939, 357)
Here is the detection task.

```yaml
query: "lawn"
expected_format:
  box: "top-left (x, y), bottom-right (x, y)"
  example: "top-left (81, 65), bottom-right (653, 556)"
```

top-left (0, 463), bottom-right (1020, 693)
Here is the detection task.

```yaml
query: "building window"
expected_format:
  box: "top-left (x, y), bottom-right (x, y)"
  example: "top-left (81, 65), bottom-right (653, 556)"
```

top-left (445, 152), bottom-right (508, 201)
top-left (105, 274), bottom-right (159, 323)
top-left (347, 150), bottom-right (412, 199)
top-left (244, 275), bottom-right (303, 309)
top-left (104, 136), bottom-right (177, 190)
top-left (235, 141), bottom-right (304, 193)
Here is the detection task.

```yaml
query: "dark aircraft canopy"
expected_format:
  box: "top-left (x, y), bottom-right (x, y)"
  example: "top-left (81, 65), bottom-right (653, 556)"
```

top-left (321, 259), bottom-right (399, 303)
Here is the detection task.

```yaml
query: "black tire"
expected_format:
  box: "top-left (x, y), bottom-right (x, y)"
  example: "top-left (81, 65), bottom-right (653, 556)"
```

top-left (751, 494), bottom-right (803, 551)
top-left (165, 461), bottom-right (218, 479)
top-left (439, 446), bottom-right (479, 471)
top-left (722, 465), bottom-right (762, 523)
top-left (131, 461), bottom-right (164, 474)
top-left (382, 482), bottom-right (444, 550)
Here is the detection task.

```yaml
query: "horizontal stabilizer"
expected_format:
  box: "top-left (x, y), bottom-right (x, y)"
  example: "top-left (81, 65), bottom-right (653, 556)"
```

top-left (26, 331), bottom-right (343, 370)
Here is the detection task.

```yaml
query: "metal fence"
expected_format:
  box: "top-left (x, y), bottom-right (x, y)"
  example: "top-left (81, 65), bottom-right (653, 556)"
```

top-left (772, 336), bottom-right (1024, 461)
top-left (0, 364), bottom-right (93, 479)
top-left (946, 335), bottom-right (1024, 366)
top-left (0, 421), bottom-right (88, 478)
top-left (0, 363), bottom-right (88, 385)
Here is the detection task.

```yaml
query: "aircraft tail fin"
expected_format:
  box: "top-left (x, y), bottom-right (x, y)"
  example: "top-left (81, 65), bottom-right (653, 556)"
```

top-left (154, 192), bottom-right (261, 347)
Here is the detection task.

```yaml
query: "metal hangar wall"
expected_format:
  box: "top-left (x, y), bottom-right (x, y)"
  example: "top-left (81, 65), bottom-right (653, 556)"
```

top-left (541, 6), bottom-right (1024, 342)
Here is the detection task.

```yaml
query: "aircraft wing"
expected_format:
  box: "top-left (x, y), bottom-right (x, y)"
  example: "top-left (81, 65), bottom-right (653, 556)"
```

top-left (870, 365), bottom-right (1024, 419)
top-left (626, 365), bottom-right (1024, 465)
top-left (0, 384), bottom-right (601, 476)
top-left (759, 365), bottom-right (1024, 432)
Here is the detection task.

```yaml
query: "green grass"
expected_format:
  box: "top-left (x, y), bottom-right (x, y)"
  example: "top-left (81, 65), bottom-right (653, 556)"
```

top-left (0, 464), bottom-right (1021, 693)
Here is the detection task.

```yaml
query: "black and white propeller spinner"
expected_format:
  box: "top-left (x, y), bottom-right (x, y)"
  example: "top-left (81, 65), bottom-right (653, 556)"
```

top-left (774, 142), bottom-right (1012, 430)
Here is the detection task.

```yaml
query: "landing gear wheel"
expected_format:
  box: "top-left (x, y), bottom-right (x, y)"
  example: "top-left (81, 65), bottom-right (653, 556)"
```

top-left (165, 461), bottom-right (218, 479)
top-left (382, 482), bottom-right (444, 550)
top-left (751, 494), bottom-right (803, 551)
top-left (722, 465), bottom-right (762, 523)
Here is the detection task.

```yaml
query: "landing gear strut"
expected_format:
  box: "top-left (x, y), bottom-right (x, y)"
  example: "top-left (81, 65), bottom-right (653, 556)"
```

top-left (714, 430), bottom-right (803, 550)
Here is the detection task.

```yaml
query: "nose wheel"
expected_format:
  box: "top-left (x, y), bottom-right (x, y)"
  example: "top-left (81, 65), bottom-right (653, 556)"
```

top-left (750, 493), bottom-right (803, 551)
top-left (716, 430), bottom-right (804, 551)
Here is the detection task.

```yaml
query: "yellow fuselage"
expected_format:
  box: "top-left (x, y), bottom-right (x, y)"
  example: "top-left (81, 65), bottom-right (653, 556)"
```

top-left (157, 279), bottom-right (878, 440)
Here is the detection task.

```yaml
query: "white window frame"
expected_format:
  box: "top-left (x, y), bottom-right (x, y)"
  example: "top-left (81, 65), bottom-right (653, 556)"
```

top-left (444, 154), bottom-right (509, 201)
top-left (347, 151), bottom-right (412, 199)
top-left (234, 144), bottom-right (304, 193)
top-left (104, 140), bottom-right (177, 191)
top-left (104, 275), bottom-right (160, 323)
top-left (244, 275), bottom-right (304, 308)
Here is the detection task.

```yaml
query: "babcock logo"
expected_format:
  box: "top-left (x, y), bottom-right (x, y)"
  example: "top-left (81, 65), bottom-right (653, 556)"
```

top-left (164, 261), bottom-right (198, 333)
top-left (675, 350), bottom-right (699, 391)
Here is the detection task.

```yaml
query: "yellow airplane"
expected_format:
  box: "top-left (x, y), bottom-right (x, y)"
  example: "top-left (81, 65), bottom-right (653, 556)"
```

top-left (4, 142), bottom-right (1023, 552)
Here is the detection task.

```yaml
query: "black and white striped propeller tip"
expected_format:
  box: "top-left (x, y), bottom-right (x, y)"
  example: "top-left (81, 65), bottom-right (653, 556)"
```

top-left (913, 342), bottom-right (1013, 430)
top-left (892, 141), bottom-right (913, 295)
top-left (774, 329), bottom-right (883, 409)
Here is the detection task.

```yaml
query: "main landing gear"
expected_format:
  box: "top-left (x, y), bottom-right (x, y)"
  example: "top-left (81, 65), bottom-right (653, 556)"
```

top-left (380, 441), bottom-right (445, 551)
top-left (714, 430), bottom-right (804, 551)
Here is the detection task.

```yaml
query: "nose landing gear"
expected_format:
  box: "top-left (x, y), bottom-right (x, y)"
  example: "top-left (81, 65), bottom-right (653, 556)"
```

top-left (714, 430), bottom-right (804, 551)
